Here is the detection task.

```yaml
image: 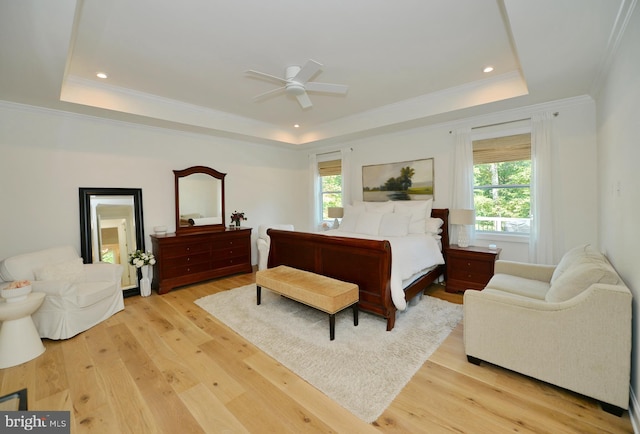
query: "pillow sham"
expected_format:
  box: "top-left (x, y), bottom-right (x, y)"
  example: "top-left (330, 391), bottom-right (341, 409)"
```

top-left (355, 212), bottom-right (384, 235)
top-left (393, 199), bottom-right (433, 234)
top-left (379, 213), bottom-right (411, 237)
top-left (338, 205), bottom-right (362, 232)
top-left (364, 201), bottom-right (394, 213)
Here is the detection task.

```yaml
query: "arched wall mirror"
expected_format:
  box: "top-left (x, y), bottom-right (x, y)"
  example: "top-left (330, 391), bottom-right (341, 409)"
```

top-left (175, 166), bottom-right (226, 233)
top-left (79, 188), bottom-right (145, 297)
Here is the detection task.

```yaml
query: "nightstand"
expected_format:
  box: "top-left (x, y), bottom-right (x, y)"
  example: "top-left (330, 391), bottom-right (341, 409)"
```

top-left (445, 245), bottom-right (501, 293)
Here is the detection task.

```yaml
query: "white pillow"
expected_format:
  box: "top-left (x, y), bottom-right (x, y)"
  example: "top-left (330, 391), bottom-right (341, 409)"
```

top-left (35, 258), bottom-right (85, 283)
top-left (425, 217), bottom-right (444, 234)
top-left (355, 212), bottom-right (384, 235)
top-left (338, 205), bottom-right (362, 232)
top-left (364, 201), bottom-right (394, 213)
top-left (394, 199), bottom-right (433, 234)
top-left (379, 213), bottom-right (411, 237)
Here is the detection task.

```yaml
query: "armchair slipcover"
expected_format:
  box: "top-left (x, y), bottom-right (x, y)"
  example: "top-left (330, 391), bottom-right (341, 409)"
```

top-left (256, 224), bottom-right (294, 270)
top-left (0, 246), bottom-right (124, 339)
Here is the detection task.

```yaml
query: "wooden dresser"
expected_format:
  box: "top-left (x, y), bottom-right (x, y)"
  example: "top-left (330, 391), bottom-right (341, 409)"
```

top-left (150, 227), bottom-right (252, 294)
top-left (445, 244), bottom-right (501, 293)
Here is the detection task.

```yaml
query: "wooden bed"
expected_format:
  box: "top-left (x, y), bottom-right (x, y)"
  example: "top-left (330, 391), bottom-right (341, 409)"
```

top-left (266, 208), bottom-right (449, 331)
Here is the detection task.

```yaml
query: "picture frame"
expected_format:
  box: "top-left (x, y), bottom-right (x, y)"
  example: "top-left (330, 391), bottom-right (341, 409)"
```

top-left (362, 158), bottom-right (434, 201)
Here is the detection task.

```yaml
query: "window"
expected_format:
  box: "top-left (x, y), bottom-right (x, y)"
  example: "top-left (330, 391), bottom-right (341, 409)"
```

top-left (473, 133), bottom-right (531, 234)
top-left (318, 159), bottom-right (342, 221)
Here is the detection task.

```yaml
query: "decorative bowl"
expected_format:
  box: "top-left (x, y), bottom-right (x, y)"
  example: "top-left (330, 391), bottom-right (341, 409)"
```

top-left (1, 284), bottom-right (32, 303)
top-left (154, 225), bottom-right (167, 235)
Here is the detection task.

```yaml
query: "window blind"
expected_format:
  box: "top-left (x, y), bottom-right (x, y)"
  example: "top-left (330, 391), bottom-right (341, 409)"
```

top-left (473, 133), bottom-right (531, 164)
top-left (318, 159), bottom-right (342, 176)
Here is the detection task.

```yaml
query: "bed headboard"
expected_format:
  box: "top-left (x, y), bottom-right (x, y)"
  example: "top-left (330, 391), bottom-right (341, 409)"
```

top-left (431, 208), bottom-right (450, 251)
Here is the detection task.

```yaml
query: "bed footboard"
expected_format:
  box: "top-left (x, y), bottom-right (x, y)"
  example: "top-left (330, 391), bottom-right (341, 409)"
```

top-left (266, 230), bottom-right (397, 329)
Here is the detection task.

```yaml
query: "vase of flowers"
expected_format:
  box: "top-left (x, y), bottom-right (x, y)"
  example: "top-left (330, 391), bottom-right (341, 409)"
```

top-left (129, 250), bottom-right (156, 297)
top-left (230, 210), bottom-right (247, 228)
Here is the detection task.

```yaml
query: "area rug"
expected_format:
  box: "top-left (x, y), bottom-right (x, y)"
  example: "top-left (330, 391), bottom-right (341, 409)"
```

top-left (195, 284), bottom-right (463, 423)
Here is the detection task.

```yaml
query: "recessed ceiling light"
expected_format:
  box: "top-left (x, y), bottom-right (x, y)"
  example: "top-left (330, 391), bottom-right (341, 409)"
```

top-left (294, 124), bottom-right (300, 128)
top-left (96, 72), bottom-right (108, 79)
top-left (483, 66), bottom-right (494, 73)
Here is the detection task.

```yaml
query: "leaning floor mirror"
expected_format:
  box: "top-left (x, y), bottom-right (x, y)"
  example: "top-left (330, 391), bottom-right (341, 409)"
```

top-left (79, 188), bottom-right (145, 297)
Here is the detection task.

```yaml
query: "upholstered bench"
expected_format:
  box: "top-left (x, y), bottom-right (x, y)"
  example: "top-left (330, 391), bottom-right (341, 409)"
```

top-left (255, 265), bottom-right (359, 340)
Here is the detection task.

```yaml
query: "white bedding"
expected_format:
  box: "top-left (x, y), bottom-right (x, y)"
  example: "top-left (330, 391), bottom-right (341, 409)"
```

top-left (321, 230), bottom-right (444, 311)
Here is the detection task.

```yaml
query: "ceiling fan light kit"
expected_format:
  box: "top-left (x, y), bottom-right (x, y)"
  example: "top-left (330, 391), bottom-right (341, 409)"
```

top-left (246, 59), bottom-right (348, 109)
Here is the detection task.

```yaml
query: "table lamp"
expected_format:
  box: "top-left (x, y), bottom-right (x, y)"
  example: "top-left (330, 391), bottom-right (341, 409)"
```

top-left (450, 209), bottom-right (475, 247)
top-left (327, 207), bottom-right (344, 229)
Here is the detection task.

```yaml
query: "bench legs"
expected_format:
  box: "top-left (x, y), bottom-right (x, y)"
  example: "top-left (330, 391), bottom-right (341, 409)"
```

top-left (329, 303), bottom-right (358, 340)
top-left (257, 284), bottom-right (358, 341)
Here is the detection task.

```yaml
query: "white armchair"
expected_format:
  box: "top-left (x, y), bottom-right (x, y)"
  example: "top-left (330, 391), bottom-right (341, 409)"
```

top-left (0, 245), bottom-right (124, 339)
top-left (256, 224), bottom-right (294, 270)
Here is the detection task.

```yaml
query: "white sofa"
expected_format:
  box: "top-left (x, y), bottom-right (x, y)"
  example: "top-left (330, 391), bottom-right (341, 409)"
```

top-left (256, 224), bottom-right (294, 271)
top-left (463, 244), bottom-right (632, 415)
top-left (0, 246), bottom-right (124, 340)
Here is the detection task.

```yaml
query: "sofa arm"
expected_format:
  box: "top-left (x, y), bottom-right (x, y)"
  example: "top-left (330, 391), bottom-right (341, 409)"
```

top-left (494, 260), bottom-right (556, 282)
top-left (463, 284), bottom-right (632, 409)
top-left (83, 263), bottom-right (123, 284)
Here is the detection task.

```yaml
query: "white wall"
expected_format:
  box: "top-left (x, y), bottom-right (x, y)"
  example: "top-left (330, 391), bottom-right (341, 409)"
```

top-left (341, 97), bottom-right (599, 262)
top-left (595, 4), bottom-right (639, 416)
top-left (0, 103), bottom-right (307, 264)
top-left (0, 96), bottom-right (599, 268)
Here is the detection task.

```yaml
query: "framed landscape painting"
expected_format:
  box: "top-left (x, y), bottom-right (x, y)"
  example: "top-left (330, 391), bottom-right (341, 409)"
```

top-left (362, 158), bottom-right (434, 201)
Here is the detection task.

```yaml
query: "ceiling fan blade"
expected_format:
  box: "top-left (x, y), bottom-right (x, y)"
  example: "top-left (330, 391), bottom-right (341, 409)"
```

top-left (245, 69), bottom-right (287, 84)
top-left (253, 86), bottom-right (285, 100)
top-left (296, 92), bottom-right (312, 109)
top-left (294, 59), bottom-right (322, 84)
top-left (305, 82), bottom-right (349, 94)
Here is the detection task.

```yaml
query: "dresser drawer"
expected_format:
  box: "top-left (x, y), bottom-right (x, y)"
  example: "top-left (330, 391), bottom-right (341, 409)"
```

top-left (165, 251), bottom-right (210, 267)
top-left (164, 242), bottom-right (210, 258)
top-left (164, 261), bottom-right (212, 278)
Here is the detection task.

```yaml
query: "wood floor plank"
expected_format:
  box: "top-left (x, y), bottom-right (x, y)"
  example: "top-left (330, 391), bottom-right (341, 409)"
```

top-left (0, 272), bottom-right (632, 433)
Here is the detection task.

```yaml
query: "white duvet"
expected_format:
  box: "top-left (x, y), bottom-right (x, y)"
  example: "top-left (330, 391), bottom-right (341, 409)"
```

top-left (321, 230), bottom-right (444, 310)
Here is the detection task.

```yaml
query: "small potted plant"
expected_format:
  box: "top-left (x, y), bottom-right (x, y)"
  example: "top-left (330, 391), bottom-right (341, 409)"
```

top-left (230, 211), bottom-right (247, 228)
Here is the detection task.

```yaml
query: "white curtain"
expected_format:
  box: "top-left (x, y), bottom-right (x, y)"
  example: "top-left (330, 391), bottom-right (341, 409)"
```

top-left (340, 147), bottom-right (352, 207)
top-left (308, 153), bottom-right (321, 230)
top-left (529, 112), bottom-right (554, 264)
top-left (452, 127), bottom-right (475, 245)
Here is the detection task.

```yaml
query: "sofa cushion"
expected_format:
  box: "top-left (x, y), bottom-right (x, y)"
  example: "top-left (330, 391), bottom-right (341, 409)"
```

top-left (76, 281), bottom-right (118, 307)
top-left (485, 274), bottom-right (550, 300)
top-left (550, 244), bottom-right (604, 284)
top-left (546, 262), bottom-right (620, 302)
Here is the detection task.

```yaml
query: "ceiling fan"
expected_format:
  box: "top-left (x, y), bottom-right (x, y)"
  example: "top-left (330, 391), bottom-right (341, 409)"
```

top-left (246, 59), bottom-right (348, 109)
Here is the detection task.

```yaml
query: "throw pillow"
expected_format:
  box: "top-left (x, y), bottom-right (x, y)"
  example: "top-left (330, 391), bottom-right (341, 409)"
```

top-left (425, 217), bottom-right (444, 234)
top-left (35, 258), bottom-right (85, 283)
top-left (545, 262), bottom-right (620, 302)
top-left (550, 244), bottom-right (604, 284)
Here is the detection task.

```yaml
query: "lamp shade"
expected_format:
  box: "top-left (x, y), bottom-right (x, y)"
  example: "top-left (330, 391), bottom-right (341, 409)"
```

top-left (450, 209), bottom-right (475, 225)
top-left (327, 207), bottom-right (344, 218)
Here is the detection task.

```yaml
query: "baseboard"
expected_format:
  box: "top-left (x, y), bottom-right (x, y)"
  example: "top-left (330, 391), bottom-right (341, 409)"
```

top-left (630, 386), bottom-right (639, 433)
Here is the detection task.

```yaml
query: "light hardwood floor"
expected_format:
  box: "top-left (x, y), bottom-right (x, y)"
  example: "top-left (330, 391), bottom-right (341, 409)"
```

top-left (0, 271), bottom-right (633, 433)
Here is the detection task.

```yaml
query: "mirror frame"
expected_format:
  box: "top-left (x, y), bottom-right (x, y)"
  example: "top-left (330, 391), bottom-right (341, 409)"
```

top-left (174, 166), bottom-right (226, 234)
top-left (79, 187), bottom-right (145, 298)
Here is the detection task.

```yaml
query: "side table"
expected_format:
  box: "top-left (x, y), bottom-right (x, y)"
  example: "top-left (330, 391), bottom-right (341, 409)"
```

top-left (445, 244), bottom-right (501, 293)
top-left (0, 292), bottom-right (46, 368)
